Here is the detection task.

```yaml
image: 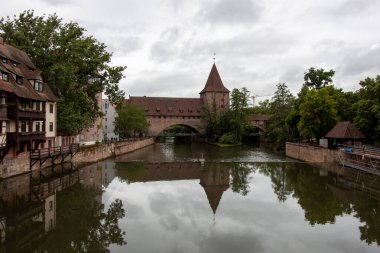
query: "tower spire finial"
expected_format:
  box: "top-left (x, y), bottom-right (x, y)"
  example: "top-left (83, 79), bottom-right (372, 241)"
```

top-left (213, 53), bottom-right (216, 64)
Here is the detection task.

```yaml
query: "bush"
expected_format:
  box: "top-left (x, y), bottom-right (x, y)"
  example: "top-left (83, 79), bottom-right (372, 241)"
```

top-left (218, 132), bottom-right (237, 144)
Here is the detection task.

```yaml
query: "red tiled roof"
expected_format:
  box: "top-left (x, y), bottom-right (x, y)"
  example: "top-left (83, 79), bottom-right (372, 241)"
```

top-left (200, 64), bottom-right (229, 94)
top-left (0, 39), bottom-right (57, 102)
top-left (0, 42), bottom-right (35, 69)
top-left (325, 121), bottom-right (365, 139)
top-left (126, 96), bottom-right (203, 117)
top-left (251, 114), bottom-right (272, 121)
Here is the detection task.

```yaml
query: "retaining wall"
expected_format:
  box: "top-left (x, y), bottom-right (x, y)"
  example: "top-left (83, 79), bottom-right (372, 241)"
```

top-left (0, 138), bottom-right (154, 179)
top-left (286, 142), bottom-right (338, 163)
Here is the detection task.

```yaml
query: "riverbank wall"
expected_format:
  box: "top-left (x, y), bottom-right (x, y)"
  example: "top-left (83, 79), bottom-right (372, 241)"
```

top-left (0, 138), bottom-right (154, 179)
top-left (286, 142), bottom-right (338, 163)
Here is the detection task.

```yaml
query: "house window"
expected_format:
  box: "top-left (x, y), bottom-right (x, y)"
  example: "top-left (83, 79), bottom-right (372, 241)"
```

top-left (36, 122), bottom-right (41, 132)
top-left (20, 100), bottom-right (27, 109)
top-left (34, 80), bottom-right (43, 92)
top-left (48, 140), bottom-right (52, 148)
top-left (0, 93), bottom-right (5, 105)
top-left (49, 122), bottom-right (53, 132)
top-left (1, 73), bottom-right (9, 81)
top-left (49, 104), bottom-right (54, 113)
top-left (35, 101), bottom-right (41, 111)
top-left (49, 201), bottom-right (53, 211)
top-left (21, 121), bottom-right (27, 132)
top-left (16, 76), bottom-right (23, 84)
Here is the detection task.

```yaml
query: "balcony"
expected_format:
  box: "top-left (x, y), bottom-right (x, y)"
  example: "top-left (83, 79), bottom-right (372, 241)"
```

top-left (7, 131), bottom-right (46, 144)
top-left (7, 106), bottom-right (45, 120)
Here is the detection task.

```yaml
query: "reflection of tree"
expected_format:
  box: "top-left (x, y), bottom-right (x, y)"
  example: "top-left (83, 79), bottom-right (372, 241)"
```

top-left (353, 194), bottom-right (380, 245)
top-left (285, 166), bottom-right (350, 226)
top-left (257, 163), bottom-right (293, 202)
top-left (230, 163), bottom-right (254, 196)
top-left (116, 161), bottom-right (146, 183)
top-left (43, 183), bottom-right (126, 252)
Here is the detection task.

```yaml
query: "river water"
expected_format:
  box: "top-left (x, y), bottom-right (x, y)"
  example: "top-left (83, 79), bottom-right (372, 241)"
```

top-left (1, 142), bottom-right (379, 252)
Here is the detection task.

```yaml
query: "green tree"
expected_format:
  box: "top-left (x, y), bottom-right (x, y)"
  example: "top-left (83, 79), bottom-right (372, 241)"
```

top-left (229, 87), bottom-right (251, 142)
top-left (250, 99), bottom-right (271, 114)
top-left (263, 83), bottom-right (294, 150)
top-left (115, 104), bottom-right (148, 138)
top-left (353, 76), bottom-right (380, 144)
top-left (304, 67), bottom-right (335, 89)
top-left (297, 88), bottom-right (338, 140)
top-left (43, 183), bottom-right (126, 252)
top-left (0, 10), bottom-right (126, 135)
top-left (230, 163), bottom-right (253, 196)
top-left (203, 100), bottom-right (223, 140)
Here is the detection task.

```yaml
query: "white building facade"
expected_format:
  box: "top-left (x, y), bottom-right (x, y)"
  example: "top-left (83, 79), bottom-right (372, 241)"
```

top-left (102, 99), bottom-right (119, 141)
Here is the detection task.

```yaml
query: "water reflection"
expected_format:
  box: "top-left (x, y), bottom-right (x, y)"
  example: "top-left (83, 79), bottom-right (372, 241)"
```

top-left (113, 160), bottom-right (380, 248)
top-left (0, 153), bottom-right (379, 252)
top-left (0, 162), bottom-right (126, 253)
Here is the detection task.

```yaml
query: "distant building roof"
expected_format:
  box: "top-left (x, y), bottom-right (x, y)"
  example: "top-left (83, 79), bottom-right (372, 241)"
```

top-left (325, 121), bottom-right (365, 139)
top-left (126, 96), bottom-right (203, 117)
top-left (251, 114), bottom-right (272, 121)
top-left (200, 64), bottom-right (229, 94)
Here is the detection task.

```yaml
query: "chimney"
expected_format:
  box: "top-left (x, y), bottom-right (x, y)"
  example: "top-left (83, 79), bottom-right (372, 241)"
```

top-left (0, 37), bottom-right (3, 45)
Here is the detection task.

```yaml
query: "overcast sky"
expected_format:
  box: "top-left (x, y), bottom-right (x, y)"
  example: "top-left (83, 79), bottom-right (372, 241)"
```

top-left (1, 0), bottom-right (380, 102)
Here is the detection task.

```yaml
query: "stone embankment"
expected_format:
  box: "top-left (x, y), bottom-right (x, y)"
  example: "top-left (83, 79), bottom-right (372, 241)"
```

top-left (0, 138), bottom-right (154, 179)
top-left (286, 142), bottom-right (338, 163)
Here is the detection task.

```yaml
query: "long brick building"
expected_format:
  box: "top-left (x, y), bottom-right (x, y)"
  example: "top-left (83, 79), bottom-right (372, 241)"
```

top-left (126, 64), bottom-right (230, 136)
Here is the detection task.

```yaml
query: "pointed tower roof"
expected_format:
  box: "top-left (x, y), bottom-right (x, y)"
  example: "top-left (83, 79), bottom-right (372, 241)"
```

top-left (200, 64), bottom-right (230, 94)
top-left (202, 185), bottom-right (229, 214)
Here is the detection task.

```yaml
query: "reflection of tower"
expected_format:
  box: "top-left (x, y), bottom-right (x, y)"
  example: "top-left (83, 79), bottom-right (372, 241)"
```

top-left (200, 163), bottom-right (230, 216)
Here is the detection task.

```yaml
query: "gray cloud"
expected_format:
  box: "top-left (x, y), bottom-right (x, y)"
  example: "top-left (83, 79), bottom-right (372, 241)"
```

top-left (333, 0), bottom-right (379, 16)
top-left (199, 230), bottom-right (264, 253)
top-left (40, 0), bottom-right (73, 5)
top-left (199, 0), bottom-right (263, 25)
top-left (106, 36), bottom-right (142, 57)
top-left (125, 70), bottom-right (202, 97)
top-left (339, 46), bottom-right (380, 76)
top-left (150, 27), bottom-right (182, 62)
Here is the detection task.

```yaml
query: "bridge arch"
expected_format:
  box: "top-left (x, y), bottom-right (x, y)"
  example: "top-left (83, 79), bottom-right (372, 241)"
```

top-left (147, 117), bottom-right (205, 136)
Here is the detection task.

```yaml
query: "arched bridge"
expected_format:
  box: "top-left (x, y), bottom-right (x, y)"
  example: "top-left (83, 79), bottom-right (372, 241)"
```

top-left (126, 96), bottom-right (206, 136)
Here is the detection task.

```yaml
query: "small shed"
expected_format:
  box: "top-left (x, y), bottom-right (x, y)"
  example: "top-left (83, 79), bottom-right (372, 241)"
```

top-left (324, 121), bottom-right (365, 149)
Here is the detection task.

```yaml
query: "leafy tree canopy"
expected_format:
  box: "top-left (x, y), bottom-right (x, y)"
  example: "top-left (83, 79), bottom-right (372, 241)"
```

top-left (304, 67), bottom-right (335, 89)
top-left (0, 10), bottom-right (126, 135)
top-left (353, 76), bottom-right (380, 143)
top-left (297, 88), bottom-right (338, 140)
top-left (115, 104), bottom-right (148, 138)
top-left (263, 83), bottom-right (294, 150)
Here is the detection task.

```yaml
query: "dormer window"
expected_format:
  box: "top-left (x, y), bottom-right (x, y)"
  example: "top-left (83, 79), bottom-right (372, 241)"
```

top-left (1, 72), bottom-right (9, 81)
top-left (1, 58), bottom-right (7, 64)
top-left (34, 80), bottom-right (43, 92)
top-left (16, 76), bottom-right (23, 84)
top-left (11, 61), bottom-right (18, 67)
